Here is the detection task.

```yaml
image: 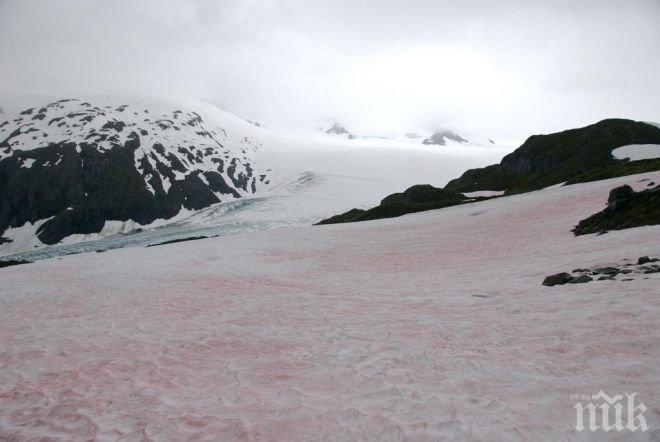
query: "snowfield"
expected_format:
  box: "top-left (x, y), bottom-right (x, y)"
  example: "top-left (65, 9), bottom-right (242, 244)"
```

top-left (1, 172), bottom-right (659, 440)
top-left (612, 144), bottom-right (660, 161)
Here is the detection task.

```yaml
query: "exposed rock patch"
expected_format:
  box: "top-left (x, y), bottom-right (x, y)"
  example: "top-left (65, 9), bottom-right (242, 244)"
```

top-left (543, 256), bottom-right (660, 286)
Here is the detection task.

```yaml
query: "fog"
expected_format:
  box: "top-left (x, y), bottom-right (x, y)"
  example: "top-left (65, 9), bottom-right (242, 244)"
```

top-left (1, 0), bottom-right (659, 144)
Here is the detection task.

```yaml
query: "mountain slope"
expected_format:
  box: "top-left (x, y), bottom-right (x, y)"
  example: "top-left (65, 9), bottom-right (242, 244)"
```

top-left (0, 97), bottom-right (268, 246)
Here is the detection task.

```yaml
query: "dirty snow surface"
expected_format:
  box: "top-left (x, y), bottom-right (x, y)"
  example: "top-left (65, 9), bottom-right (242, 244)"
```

top-left (1, 172), bottom-right (660, 440)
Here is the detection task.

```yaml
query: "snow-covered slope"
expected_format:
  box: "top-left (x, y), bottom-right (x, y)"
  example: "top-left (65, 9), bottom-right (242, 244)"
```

top-left (1, 171), bottom-right (659, 440)
top-left (0, 95), bottom-right (509, 258)
top-left (612, 144), bottom-right (660, 161)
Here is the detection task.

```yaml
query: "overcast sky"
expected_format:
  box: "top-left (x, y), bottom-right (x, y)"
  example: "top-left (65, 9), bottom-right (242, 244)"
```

top-left (1, 0), bottom-right (659, 144)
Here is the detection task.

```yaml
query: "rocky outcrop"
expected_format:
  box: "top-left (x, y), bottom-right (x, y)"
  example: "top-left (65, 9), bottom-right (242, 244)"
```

top-left (607, 184), bottom-right (634, 209)
top-left (543, 257), bottom-right (660, 286)
top-left (573, 184), bottom-right (660, 235)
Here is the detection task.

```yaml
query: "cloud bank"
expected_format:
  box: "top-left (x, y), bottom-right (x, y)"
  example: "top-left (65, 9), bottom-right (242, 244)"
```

top-left (1, 0), bottom-right (659, 144)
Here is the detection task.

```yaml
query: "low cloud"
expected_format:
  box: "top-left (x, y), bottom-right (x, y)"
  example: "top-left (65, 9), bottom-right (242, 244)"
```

top-left (1, 0), bottom-right (659, 144)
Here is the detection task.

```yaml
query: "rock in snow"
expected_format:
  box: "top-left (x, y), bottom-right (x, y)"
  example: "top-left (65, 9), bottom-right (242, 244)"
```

top-left (608, 184), bottom-right (634, 209)
top-left (542, 272), bottom-right (573, 286)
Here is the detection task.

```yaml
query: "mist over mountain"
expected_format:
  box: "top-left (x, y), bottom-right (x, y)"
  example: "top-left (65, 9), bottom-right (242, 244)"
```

top-left (2, 0), bottom-right (659, 145)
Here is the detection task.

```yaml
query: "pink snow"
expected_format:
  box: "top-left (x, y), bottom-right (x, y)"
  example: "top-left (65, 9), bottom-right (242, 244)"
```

top-left (1, 172), bottom-right (659, 440)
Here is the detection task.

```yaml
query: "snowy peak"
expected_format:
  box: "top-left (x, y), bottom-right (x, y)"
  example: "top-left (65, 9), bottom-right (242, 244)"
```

top-left (422, 130), bottom-right (468, 146)
top-left (0, 97), bottom-right (270, 246)
top-left (0, 98), bottom-right (265, 196)
top-left (325, 122), bottom-right (351, 136)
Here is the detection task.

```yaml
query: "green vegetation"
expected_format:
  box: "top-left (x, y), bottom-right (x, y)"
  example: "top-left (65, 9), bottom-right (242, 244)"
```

top-left (316, 185), bottom-right (474, 224)
top-left (445, 119), bottom-right (660, 194)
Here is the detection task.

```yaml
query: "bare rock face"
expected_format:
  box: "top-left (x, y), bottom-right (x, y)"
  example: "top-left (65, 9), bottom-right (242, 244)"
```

top-left (0, 98), bottom-right (269, 245)
top-left (422, 131), bottom-right (468, 146)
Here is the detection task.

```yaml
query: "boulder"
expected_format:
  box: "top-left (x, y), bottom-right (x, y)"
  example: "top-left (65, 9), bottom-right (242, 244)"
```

top-left (542, 272), bottom-right (573, 286)
top-left (569, 275), bottom-right (593, 284)
top-left (607, 185), bottom-right (634, 209)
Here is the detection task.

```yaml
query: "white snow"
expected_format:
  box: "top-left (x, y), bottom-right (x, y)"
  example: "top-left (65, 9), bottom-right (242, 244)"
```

top-left (1, 171), bottom-right (659, 440)
top-left (612, 144), bottom-right (660, 161)
top-left (544, 181), bottom-right (567, 190)
top-left (0, 218), bottom-right (50, 254)
top-left (19, 158), bottom-right (36, 168)
top-left (462, 190), bottom-right (505, 198)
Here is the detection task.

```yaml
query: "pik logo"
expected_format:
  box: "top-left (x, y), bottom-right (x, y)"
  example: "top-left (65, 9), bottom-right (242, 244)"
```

top-left (574, 391), bottom-right (649, 432)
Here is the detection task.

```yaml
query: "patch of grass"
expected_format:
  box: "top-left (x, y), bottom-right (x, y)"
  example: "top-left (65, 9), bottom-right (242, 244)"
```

top-left (317, 185), bottom-right (472, 224)
top-left (445, 119), bottom-right (660, 194)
